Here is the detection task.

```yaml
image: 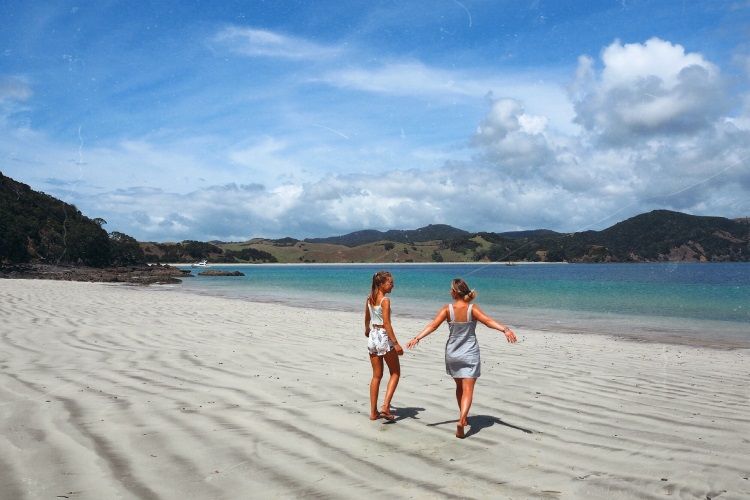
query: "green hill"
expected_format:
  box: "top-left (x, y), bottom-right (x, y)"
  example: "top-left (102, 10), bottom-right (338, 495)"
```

top-left (526, 210), bottom-right (749, 262)
top-left (0, 172), bottom-right (145, 266)
top-left (233, 211), bottom-right (748, 263)
top-left (305, 224), bottom-right (469, 247)
top-left (140, 240), bottom-right (277, 264)
top-left (3, 172), bottom-right (746, 265)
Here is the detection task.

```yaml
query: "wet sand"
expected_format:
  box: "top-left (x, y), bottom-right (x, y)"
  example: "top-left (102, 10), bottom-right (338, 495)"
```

top-left (1, 279), bottom-right (748, 499)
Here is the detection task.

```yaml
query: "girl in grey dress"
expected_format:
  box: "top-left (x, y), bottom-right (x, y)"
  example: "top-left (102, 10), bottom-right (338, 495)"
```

top-left (364, 271), bottom-right (403, 421)
top-left (407, 278), bottom-right (517, 438)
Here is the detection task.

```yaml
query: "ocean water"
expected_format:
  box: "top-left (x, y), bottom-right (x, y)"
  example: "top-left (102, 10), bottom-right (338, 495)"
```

top-left (174, 263), bottom-right (750, 347)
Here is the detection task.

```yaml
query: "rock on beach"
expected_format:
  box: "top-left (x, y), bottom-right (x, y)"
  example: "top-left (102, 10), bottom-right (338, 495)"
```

top-left (196, 270), bottom-right (245, 276)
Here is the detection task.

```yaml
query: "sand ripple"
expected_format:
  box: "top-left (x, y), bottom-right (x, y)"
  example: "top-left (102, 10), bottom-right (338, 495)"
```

top-left (0, 279), bottom-right (748, 499)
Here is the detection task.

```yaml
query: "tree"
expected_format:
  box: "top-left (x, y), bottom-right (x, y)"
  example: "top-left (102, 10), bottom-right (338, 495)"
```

top-left (109, 232), bottom-right (146, 265)
top-left (487, 244), bottom-right (509, 261)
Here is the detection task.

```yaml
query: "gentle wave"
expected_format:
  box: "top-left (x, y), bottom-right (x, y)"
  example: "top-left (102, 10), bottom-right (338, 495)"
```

top-left (175, 263), bottom-right (750, 347)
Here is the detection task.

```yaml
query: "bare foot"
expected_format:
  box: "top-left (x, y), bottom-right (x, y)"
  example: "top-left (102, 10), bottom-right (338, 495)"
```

top-left (380, 405), bottom-right (395, 419)
top-left (370, 411), bottom-right (395, 421)
top-left (380, 405), bottom-right (396, 420)
top-left (456, 417), bottom-right (468, 438)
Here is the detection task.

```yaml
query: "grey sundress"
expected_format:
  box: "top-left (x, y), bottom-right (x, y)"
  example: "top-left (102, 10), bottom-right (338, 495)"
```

top-left (445, 303), bottom-right (481, 378)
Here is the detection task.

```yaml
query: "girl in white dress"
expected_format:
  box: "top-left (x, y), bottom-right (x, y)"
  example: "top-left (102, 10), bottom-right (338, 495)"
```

top-left (364, 271), bottom-right (403, 420)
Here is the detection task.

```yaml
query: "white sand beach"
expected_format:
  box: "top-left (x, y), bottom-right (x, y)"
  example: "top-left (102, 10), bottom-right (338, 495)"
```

top-left (0, 279), bottom-right (748, 499)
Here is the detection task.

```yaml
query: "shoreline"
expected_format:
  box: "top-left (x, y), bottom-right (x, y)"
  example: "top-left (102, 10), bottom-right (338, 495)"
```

top-left (166, 261), bottom-right (750, 266)
top-left (1, 279), bottom-right (748, 498)
top-left (170, 279), bottom-right (750, 350)
top-left (165, 261), bottom-right (569, 266)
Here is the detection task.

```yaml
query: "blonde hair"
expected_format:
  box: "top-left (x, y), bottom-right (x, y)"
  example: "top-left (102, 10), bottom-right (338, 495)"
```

top-left (369, 270), bottom-right (393, 305)
top-left (451, 278), bottom-right (477, 302)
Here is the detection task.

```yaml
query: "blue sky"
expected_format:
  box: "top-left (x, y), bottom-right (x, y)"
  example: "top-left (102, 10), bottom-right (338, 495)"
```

top-left (1, 1), bottom-right (749, 241)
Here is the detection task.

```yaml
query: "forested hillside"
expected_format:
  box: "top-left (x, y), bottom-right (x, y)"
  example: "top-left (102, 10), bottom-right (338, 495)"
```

top-left (0, 172), bottom-right (144, 266)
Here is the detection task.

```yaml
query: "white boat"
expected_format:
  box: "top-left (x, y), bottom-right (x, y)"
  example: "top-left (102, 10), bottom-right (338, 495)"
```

top-left (191, 259), bottom-right (209, 268)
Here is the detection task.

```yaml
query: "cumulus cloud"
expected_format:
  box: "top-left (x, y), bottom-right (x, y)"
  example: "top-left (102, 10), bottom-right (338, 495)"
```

top-left (459, 39), bottom-right (750, 231)
top-left (573, 38), bottom-right (729, 143)
top-left (213, 26), bottom-right (342, 60)
top-left (81, 167), bottom-right (500, 240)
top-left (79, 120), bottom-right (750, 242)
top-left (3, 36), bottom-right (748, 241)
top-left (472, 98), bottom-right (553, 173)
top-left (600, 38), bottom-right (717, 90)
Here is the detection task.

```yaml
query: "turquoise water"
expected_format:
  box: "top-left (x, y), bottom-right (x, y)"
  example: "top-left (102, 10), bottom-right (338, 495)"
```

top-left (176, 263), bottom-right (749, 345)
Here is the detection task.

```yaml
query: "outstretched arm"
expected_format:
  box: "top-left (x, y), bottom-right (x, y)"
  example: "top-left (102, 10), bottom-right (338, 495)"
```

top-left (472, 305), bottom-right (517, 343)
top-left (381, 298), bottom-right (403, 355)
top-left (407, 306), bottom-right (449, 349)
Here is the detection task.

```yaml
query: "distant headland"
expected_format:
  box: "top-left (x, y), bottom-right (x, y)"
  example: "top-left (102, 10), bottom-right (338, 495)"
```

top-left (2, 172), bottom-right (748, 272)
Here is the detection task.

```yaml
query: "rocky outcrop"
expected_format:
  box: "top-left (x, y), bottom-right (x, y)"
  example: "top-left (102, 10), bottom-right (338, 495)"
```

top-left (666, 242), bottom-right (707, 262)
top-left (0, 263), bottom-right (190, 284)
top-left (197, 270), bottom-right (245, 277)
top-left (713, 230), bottom-right (745, 244)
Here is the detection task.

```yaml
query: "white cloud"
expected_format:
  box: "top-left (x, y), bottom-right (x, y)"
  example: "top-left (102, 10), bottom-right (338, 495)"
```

top-left (64, 117), bottom-right (750, 241)
top-left (728, 52), bottom-right (750, 130)
top-left (573, 38), bottom-right (728, 143)
top-left (473, 98), bottom-right (554, 172)
top-left (319, 61), bottom-right (577, 133)
top-left (213, 26), bottom-right (343, 60)
top-left (600, 38), bottom-right (717, 90)
top-left (0, 126), bottom-right (241, 200)
top-left (321, 62), bottom-right (478, 97)
top-left (320, 61), bottom-right (558, 101)
top-left (457, 39), bottom-right (750, 231)
top-left (2, 36), bottom-right (748, 242)
top-left (228, 136), bottom-right (305, 183)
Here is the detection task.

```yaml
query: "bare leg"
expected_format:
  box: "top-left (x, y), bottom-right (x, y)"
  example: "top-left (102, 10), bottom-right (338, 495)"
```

top-left (456, 378), bottom-right (476, 438)
top-left (454, 378), bottom-right (463, 410)
top-left (369, 354), bottom-right (384, 420)
top-left (381, 349), bottom-right (401, 416)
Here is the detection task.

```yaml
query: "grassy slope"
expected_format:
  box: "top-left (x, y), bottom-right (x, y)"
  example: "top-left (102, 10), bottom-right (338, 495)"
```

top-left (216, 238), bottom-right (489, 263)
top-left (142, 212), bottom-right (749, 264)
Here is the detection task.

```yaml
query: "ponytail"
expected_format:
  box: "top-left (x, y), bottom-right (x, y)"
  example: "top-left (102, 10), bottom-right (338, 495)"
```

top-left (369, 271), bottom-right (393, 305)
top-left (451, 278), bottom-right (477, 302)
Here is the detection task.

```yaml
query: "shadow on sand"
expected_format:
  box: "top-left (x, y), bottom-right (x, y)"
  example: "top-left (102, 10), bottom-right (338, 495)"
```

top-left (426, 415), bottom-right (534, 437)
top-left (465, 415), bottom-right (534, 437)
top-left (384, 406), bottom-right (425, 424)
